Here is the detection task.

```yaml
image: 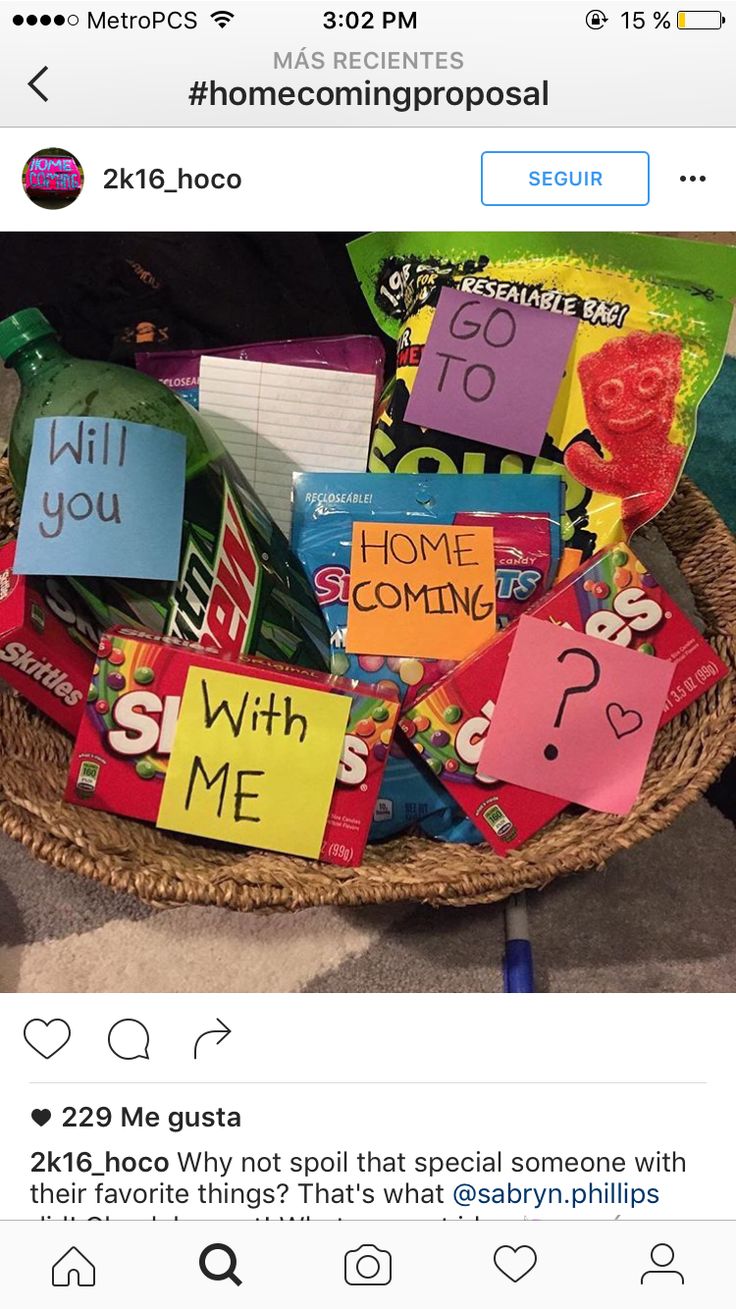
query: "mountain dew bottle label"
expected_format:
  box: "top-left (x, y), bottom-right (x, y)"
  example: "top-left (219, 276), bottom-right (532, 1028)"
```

top-left (0, 309), bottom-right (330, 672)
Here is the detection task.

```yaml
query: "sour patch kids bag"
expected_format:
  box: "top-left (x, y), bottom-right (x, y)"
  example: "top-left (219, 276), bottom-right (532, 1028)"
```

top-left (349, 231), bottom-right (736, 555)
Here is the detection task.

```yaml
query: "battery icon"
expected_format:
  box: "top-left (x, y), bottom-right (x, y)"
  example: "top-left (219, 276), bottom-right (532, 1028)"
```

top-left (677, 10), bottom-right (725, 26)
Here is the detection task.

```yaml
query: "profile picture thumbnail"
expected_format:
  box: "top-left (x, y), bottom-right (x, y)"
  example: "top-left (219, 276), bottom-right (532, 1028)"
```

top-left (22, 146), bottom-right (84, 209)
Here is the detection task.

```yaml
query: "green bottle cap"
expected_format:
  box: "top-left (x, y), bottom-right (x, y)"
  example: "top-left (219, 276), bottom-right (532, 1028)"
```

top-left (0, 308), bottom-right (57, 363)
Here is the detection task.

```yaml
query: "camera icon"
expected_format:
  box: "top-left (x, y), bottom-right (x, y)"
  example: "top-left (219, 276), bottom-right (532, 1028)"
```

top-left (344, 1244), bottom-right (392, 1286)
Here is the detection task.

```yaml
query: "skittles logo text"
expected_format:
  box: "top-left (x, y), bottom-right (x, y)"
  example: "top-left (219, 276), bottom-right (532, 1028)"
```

top-left (314, 564), bottom-right (350, 607)
top-left (106, 689), bottom-right (369, 786)
top-left (454, 698), bottom-right (497, 782)
top-left (168, 483), bottom-right (261, 654)
top-left (0, 640), bottom-right (83, 708)
top-left (496, 568), bottom-right (542, 602)
top-left (583, 587), bottom-right (663, 645)
top-left (319, 563), bottom-right (542, 608)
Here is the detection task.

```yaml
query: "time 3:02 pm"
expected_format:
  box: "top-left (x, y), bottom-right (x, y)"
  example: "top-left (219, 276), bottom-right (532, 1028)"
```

top-left (323, 10), bottom-right (418, 28)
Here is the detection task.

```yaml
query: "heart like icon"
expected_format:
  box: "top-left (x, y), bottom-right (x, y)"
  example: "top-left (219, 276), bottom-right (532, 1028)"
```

top-left (31, 1109), bottom-right (51, 1126)
top-left (605, 702), bottom-right (644, 740)
top-left (493, 1244), bottom-right (538, 1283)
top-left (23, 1018), bottom-right (71, 1060)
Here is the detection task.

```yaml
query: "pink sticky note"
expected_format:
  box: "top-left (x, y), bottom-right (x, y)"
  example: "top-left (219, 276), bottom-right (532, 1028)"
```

top-left (478, 616), bottom-right (674, 815)
top-left (404, 287), bottom-right (578, 457)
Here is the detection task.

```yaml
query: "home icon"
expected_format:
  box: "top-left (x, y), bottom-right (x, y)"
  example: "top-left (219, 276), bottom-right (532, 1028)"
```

top-left (51, 1247), bottom-right (96, 1287)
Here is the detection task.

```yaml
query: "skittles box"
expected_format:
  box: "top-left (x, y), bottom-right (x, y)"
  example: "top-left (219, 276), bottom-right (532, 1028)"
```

top-left (401, 541), bottom-right (728, 853)
top-left (66, 627), bottom-right (400, 868)
top-left (0, 539), bottom-right (93, 735)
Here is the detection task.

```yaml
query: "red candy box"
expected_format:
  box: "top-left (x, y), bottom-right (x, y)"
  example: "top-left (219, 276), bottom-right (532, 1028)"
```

top-left (401, 542), bottom-right (728, 853)
top-left (66, 627), bottom-right (400, 867)
top-left (0, 539), bottom-right (93, 734)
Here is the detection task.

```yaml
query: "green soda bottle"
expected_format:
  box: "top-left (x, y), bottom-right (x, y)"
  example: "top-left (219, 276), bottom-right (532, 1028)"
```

top-left (0, 308), bottom-right (330, 671)
top-left (0, 307), bottom-right (212, 495)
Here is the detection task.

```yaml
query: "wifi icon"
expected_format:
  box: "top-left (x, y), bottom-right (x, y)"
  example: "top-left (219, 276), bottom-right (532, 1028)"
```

top-left (211, 9), bottom-right (234, 27)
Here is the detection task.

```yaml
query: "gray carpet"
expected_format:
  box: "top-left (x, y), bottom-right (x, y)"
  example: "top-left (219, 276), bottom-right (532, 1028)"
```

top-left (1, 797), bottom-right (735, 993)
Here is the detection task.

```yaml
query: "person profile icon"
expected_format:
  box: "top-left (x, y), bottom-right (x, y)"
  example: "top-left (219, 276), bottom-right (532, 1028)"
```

top-left (640, 1243), bottom-right (684, 1285)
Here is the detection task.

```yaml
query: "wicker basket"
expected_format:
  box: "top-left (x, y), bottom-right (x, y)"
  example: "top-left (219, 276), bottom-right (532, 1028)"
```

top-left (0, 461), bottom-right (734, 911)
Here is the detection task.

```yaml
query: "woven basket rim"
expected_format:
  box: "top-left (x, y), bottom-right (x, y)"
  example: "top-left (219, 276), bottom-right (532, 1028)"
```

top-left (0, 462), bottom-right (734, 911)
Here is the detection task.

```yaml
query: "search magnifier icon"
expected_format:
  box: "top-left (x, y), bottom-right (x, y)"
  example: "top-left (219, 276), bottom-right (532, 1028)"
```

top-left (199, 1243), bottom-right (242, 1287)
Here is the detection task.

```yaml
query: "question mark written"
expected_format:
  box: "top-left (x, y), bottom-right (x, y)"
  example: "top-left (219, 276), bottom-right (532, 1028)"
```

top-left (544, 647), bottom-right (601, 760)
top-left (278, 1183), bottom-right (288, 1203)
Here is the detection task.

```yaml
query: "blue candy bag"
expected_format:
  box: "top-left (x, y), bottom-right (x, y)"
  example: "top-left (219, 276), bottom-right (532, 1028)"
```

top-left (291, 473), bottom-right (563, 842)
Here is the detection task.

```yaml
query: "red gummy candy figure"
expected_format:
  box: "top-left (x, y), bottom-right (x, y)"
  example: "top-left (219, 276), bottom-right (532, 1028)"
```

top-left (564, 331), bottom-right (684, 535)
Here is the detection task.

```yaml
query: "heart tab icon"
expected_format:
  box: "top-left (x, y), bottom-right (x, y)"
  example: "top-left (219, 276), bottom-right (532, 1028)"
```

top-left (31, 1109), bottom-right (51, 1126)
top-left (493, 1244), bottom-right (538, 1282)
top-left (23, 1018), bottom-right (71, 1060)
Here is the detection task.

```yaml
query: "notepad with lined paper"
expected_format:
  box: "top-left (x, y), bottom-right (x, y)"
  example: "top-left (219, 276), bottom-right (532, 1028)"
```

top-left (199, 355), bottom-right (375, 535)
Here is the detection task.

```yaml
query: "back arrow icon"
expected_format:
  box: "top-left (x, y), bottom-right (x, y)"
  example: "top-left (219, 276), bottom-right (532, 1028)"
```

top-left (28, 66), bottom-right (49, 102)
top-left (193, 1018), bottom-right (232, 1059)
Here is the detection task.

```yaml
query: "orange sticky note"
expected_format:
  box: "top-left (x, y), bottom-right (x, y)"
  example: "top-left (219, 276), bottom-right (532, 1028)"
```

top-left (555, 547), bottom-right (583, 584)
top-left (345, 521), bottom-right (496, 661)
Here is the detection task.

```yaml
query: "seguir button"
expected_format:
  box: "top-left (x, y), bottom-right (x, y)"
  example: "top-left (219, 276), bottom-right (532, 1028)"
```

top-left (481, 151), bottom-right (650, 206)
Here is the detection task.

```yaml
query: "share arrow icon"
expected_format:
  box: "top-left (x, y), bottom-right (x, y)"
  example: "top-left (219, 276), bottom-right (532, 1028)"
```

top-left (28, 66), bottom-right (49, 102)
top-left (193, 1017), bottom-right (232, 1060)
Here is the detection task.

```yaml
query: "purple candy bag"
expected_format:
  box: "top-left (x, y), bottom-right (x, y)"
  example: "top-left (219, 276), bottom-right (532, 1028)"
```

top-left (135, 335), bottom-right (385, 410)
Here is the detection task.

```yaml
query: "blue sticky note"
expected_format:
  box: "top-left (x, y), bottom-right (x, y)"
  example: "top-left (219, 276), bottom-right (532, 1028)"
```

top-left (15, 416), bottom-right (186, 580)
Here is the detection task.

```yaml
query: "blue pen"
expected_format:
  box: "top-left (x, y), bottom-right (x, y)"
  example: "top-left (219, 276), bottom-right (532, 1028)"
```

top-left (503, 893), bottom-right (535, 993)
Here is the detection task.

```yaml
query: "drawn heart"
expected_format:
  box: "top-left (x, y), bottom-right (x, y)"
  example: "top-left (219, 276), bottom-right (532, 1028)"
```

top-left (606, 702), bottom-right (644, 740)
top-left (31, 1109), bottom-right (51, 1126)
top-left (493, 1244), bottom-right (537, 1283)
top-left (23, 1018), bottom-right (71, 1060)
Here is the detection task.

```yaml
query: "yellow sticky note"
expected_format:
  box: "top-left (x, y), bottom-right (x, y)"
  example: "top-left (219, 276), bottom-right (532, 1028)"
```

top-left (345, 521), bottom-right (496, 662)
top-left (157, 668), bottom-right (350, 859)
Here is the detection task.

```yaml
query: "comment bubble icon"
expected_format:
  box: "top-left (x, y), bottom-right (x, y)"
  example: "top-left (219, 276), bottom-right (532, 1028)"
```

top-left (107, 1018), bottom-right (150, 1061)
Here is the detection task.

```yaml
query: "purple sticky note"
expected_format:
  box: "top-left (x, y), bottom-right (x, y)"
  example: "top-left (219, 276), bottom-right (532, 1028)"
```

top-left (478, 616), bottom-right (675, 816)
top-left (404, 287), bottom-right (578, 456)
